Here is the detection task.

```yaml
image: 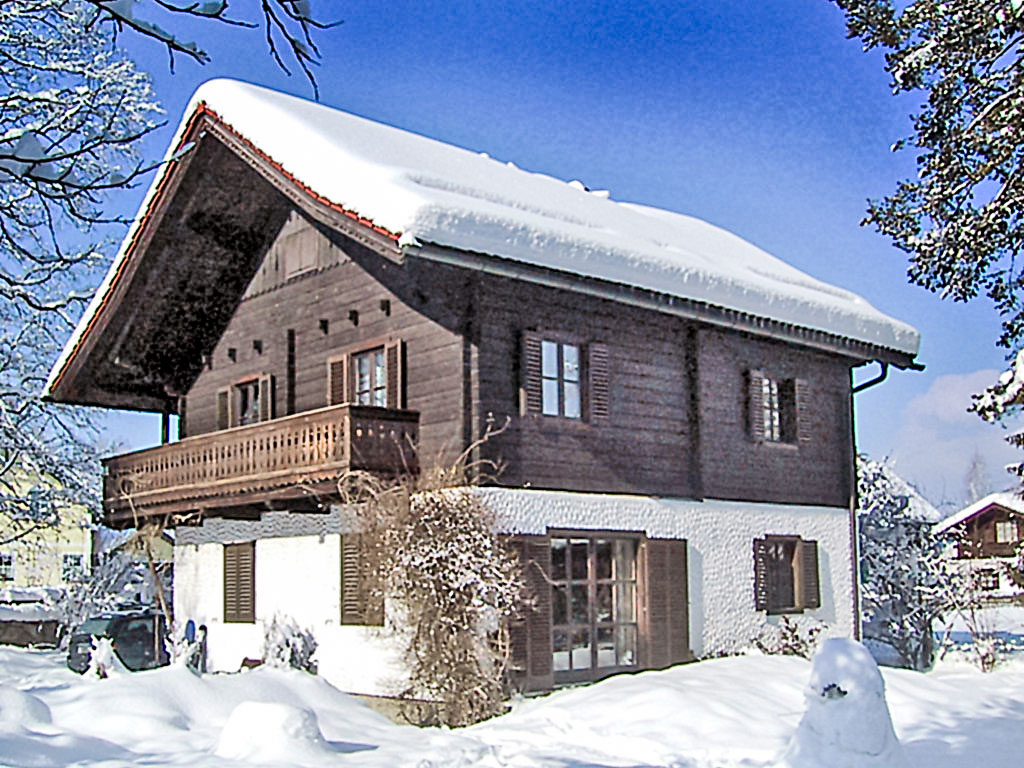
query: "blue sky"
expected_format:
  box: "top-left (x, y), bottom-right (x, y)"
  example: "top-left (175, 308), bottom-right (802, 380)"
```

top-left (97, 0), bottom-right (1019, 509)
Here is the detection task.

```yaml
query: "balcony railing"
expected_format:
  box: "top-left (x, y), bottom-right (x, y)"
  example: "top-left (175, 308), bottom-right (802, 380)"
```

top-left (102, 404), bottom-right (418, 520)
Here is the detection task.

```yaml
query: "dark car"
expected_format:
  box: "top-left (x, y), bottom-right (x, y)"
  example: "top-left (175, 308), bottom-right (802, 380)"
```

top-left (66, 610), bottom-right (170, 673)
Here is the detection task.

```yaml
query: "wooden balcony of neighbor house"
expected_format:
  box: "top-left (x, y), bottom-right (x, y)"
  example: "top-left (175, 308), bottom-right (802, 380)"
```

top-left (102, 404), bottom-right (419, 522)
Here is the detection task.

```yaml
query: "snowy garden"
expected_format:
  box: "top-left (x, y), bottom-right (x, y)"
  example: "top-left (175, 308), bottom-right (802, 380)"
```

top-left (2, 637), bottom-right (1024, 768)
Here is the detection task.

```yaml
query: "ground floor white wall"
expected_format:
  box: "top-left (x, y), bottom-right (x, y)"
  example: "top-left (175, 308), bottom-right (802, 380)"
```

top-left (174, 490), bottom-right (856, 694)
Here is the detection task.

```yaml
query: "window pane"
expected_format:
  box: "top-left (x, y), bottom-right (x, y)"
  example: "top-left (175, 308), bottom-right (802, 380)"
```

top-left (374, 350), bottom-right (385, 381)
top-left (594, 540), bottom-right (612, 580)
top-left (570, 540), bottom-right (588, 580)
top-left (617, 624), bottom-right (637, 666)
top-left (552, 585), bottom-right (567, 625)
top-left (564, 382), bottom-right (581, 419)
top-left (571, 584), bottom-right (589, 624)
top-left (357, 355), bottom-right (371, 393)
top-left (553, 630), bottom-right (570, 671)
top-left (542, 379), bottom-right (559, 416)
top-left (563, 344), bottom-right (580, 382)
top-left (373, 386), bottom-right (386, 407)
top-left (595, 583), bottom-right (612, 623)
top-left (551, 538), bottom-right (567, 579)
top-left (541, 340), bottom-right (559, 379)
top-left (571, 629), bottom-right (591, 670)
top-left (597, 626), bottom-right (616, 668)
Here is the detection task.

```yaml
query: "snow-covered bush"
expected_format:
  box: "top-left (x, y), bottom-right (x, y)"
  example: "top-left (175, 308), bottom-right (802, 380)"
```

top-left (857, 456), bottom-right (953, 670)
top-left (337, 422), bottom-right (523, 727)
top-left (753, 616), bottom-right (826, 659)
top-left (262, 614), bottom-right (317, 674)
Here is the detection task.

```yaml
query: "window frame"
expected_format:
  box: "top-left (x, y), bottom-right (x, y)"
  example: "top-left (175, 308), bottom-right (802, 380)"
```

top-left (995, 519), bottom-right (1019, 544)
top-left (540, 339), bottom-right (582, 419)
top-left (326, 338), bottom-right (404, 410)
top-left (748, 370), bottom-right (809, 446)
top-left (754, 534), bottom-right (820, 615)
top-left (0, 552), bottom-right (13, 582)
top-left (61, 553), bottom-right (85, 583)
top-left (351, 346), bottom-right (388, 408)
top-left (217, 373), bottom-right (274, 430)
top-left (521, 331), bottom-right (609, 424)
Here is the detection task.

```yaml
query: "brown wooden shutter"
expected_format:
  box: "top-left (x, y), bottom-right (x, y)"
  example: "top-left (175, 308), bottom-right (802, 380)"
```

top-left (798, 539), bottom-right (821, 609)
top-left (753, 538), bottom-right (769, 611)
top-left (748, 369), bottom-right (766, 442)
top-left (216, 388), bottom-right (231, 431)
top-left (794, 378), bottom-right (811, 444)
top-left (224, 541), bottom-right (255, 623)
top-left (521, 332), bottom-right (543, 415)
top-left (385, 339), bottom-right (404, 410)
top-left (341, 534), bottom-right (362, 624)
top-left (177, 396), bottom-right (187, 439)
top-left (258, 374), bottom-right (275, 422)
top-left (327, 355), bottom-right (349, 406)
top-left (509, 535), bottom-right (553, 691)
top-left (587, 342), bottom-right (610, 423)
top-left (643, 538), bottom-right (691, 669)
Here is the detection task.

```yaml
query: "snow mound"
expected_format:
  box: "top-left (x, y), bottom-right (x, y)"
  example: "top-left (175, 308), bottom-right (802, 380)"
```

top-left (778, 638), bottom-right (908, 768)
top-left (215, 701), bottom-right (330, 764)
top-left (0, 685), bottom-right (52, 726)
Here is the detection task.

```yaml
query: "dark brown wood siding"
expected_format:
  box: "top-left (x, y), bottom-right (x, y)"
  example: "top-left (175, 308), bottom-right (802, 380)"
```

top-left (183, 217), bottom-right (467, 469)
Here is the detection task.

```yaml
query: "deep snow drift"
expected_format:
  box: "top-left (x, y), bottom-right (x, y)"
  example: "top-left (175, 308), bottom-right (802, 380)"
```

top-left (0, 644), bottom-right (1021, 767)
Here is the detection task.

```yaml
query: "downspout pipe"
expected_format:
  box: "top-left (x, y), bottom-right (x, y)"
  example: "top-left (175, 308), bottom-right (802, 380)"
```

top-left (852, 361), bottom-right (889, 394)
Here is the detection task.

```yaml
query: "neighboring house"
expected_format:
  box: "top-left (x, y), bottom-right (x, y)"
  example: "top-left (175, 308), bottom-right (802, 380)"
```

top-left (935, 492), bottom-right (1024, 602)
top-left (0, 499), bottom-right (91, 590)
top-left (44, 80), bottom-right (921, 695)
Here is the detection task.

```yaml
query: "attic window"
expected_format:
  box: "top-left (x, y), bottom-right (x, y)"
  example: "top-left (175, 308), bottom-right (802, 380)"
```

top-left (748, 371), bottom-right (810, 445)
top-left (995, 520), bottom-right (1019, 544)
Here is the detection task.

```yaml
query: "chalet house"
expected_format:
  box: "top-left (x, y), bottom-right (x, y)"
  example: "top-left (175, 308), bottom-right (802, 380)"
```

top-left (45, 79), bottom-right (921, 696)
top-left (935, 492), bottom-right (1024, 602)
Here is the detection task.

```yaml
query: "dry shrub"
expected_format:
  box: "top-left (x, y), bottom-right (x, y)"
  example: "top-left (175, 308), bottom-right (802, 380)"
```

top-left (337, 423), bottom-right (523, 727)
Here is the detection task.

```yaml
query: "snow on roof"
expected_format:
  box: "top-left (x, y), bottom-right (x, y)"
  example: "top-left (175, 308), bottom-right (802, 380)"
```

top-left (47, 79), bottom-right (919, 395)
top-left (934, 491), bottom-right (1024, 534)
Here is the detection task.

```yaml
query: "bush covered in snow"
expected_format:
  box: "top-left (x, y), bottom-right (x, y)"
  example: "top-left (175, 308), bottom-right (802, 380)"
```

top-left (262, 614), bottom-right (318, 674)
top-left (754, 616), bottom-right (826, 659)
top-left (857, 456), bottom-right (953, 670)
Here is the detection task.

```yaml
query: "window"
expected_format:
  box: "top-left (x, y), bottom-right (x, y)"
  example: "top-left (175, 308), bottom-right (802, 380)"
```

top-left (326, 340), bottom-right (404, 409)
top-left (550, 536), bottom-right (638, 676)
top-left (217, 375), bottom-right (274, 430)
top-left (0, 553), bottom-right (13, 581)
top-left (521, 333), bottom-right (609, 422)
top-left (749, 370), bottom-right (809, 444)
top-left (977, 569), bottom-right (1000, 591)
top-left (224, 542), bottom-right (255, 623)
top-left (62, 554), bottom-right (85, 582)
top-left (995, 520), bottom-right (1019, 544)
top-left (353, 347), bottom-right (387, 407)
top-left (753, 535), bottom-right (820, 614)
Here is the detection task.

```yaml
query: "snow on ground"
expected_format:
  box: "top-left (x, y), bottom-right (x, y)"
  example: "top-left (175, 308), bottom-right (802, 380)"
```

top-left (0, 645), bottom-right (1022, 768)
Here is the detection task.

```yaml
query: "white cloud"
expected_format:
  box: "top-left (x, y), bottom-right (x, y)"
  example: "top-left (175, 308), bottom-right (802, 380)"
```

top-left (887, 369), bottom-right (1022, 512)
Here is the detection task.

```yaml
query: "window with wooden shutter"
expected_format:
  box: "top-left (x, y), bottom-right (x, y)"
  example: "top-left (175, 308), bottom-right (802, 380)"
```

top-left (749, 371), bottom-right (804, 445)
top-left (340, 535), bottom-right (383, 626)
top-left (753, 535), bottom-right (820, 614)
top-left (385, 339), bottom-right (404, 410)
top-left (794, 378), bottom-right (811, 443)
top-left (224, 541), bottom-right (255, 623)
top-left (522, 333), bottom-right (608, 423)
top-left (748, 370), bottom-right (766, 442)
top-left (327, 354), bottom-right (350, 406)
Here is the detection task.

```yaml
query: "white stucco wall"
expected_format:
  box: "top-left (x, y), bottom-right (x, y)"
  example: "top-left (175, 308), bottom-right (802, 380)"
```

top-left (478, 488), bottom-right (856, 657)
top-left (173, 534), bottom-right (408, 696)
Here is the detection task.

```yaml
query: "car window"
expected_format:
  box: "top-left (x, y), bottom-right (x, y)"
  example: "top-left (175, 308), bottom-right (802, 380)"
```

top-left (77, 618), bottom-right (114, 635)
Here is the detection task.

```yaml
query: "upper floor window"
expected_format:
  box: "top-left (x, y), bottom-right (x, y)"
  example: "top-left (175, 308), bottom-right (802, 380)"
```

top-left (522, 333), bottom-right (609, 423)
top-left (542, 340), bottom-right (581, 418)
top-left (749, 370), bottom-right (809, 445)
top-left (327, 340), bottom-right (404, 410)
top-left (353, 347), bottom-right (387, 407)
top-left (217, 375), bottom-right (275, 430)
top-left (995, 519), bottom-right (1019, 544)
top-left (237, 380), bottom-right (261, 426)
top-left (0, 553), bottom-right (13, 581)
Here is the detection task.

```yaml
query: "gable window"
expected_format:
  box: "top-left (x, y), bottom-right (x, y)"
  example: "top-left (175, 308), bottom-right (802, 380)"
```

top-left (753, 535), bottom-right (820, 614)
top-left (217, 375), bottom-right (275, 430)
top-left (521, 333), bottom-right (609, 422)
top-left (748, 370), bottom-right (809, 444)
top-left (327, 340), bottom-right (404, 410)
top-left (995, 519), bottom-right (1019, 544)
top-left (62, 554), bottom-right (85, 582)
top-left (224, 541), bottom-right (255, 623)
top-left (0, 553), bottom-right (13, 581)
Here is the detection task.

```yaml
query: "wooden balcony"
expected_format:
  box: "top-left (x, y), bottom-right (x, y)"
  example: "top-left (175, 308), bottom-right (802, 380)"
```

top-left (102, 404), bottom-right (418, 523)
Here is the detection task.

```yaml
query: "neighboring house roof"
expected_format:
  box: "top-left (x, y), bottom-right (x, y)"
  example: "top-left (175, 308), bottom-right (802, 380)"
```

top-left (45, 79), bottom-right (920, 407)
top-left (934, 491), bottom-right (1024, 534)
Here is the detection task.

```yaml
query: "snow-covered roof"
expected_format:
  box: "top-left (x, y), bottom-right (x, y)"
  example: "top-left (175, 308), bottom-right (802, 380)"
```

top-left (934, 491), bottom-right (1024, 534)
top-left (47, 79), bottom-right (919, 396)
